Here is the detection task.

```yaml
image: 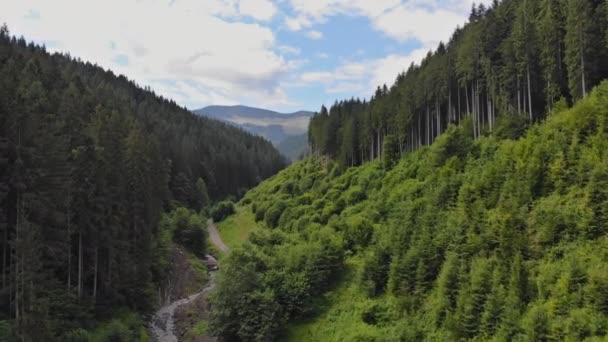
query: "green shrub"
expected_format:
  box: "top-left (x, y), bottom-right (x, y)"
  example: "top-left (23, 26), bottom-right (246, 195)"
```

top-left (211, 201), bottom-right (235, 222)
top-left (90, 312), bottom-right (147, 342)
top-left (265, 202), bottom-right (286, 228)
top-left (345, 186), bottom-right (366, 205)
top-left (0, 321), bottom-right (15, 342)
top-left (58, 329), bottom-right (90, 342)
top-left (254, 202), bottom-right (268, 222)
top-left (171, 208), bottom-right (207, 257)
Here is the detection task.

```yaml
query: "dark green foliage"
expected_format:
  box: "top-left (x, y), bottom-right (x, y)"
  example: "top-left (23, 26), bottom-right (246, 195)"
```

top-left (307, 0), bottom-right (608, 167)
top-left (264, 201), bottom-right (286, 228)
top-left (170, 208), bottom-right (207, 257)
top-left (211, 201), bottom-right (235, 223)
top-left (0, 27), bottom-right (284, 339)
top-left (382, 134), bottom-right (399, 170)
top-left (494, 113), bottom-right (530, 140)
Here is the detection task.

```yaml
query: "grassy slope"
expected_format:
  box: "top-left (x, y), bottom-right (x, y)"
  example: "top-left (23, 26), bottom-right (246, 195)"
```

top-left (216, 205), bottom-right (260, 252)
top-left (283, 256), bottom-right (395, 341)
top-left (216, 83), bottom-right (608, 341)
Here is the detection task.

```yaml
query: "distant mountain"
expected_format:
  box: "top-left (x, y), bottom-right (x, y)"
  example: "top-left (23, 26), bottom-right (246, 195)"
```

top-left (275, 133), bottom-right (308, 161)
top-left (194, 105), bottom-right (314, 161)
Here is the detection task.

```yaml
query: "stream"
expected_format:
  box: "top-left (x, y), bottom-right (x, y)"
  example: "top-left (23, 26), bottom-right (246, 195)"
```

top-left (148, 272), bottom-right (217, 342)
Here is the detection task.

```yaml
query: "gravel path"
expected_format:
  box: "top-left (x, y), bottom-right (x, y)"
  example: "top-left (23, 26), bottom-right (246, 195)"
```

top-left (148, 220), bottom-right (229, 341)
top-left (207, 219), bottom-right (229, 253)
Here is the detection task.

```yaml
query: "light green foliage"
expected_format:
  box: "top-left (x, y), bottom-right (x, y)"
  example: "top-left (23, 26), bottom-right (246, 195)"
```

top-left (212, 83), bottom-right (608, 341)
top-left (89, 312), bottom-right (149, 342)
top-left (191, 320), bottom-right (209, 336)
top-left (217, 206), bottom-right (259, 251)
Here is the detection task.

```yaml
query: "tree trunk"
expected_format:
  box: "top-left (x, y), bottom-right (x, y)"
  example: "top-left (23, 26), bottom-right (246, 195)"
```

top-left (471, 84), bottom-right (477, 139)
top-left (93, 247), bottom-right (98, 299)
top-left (517, 76), bottom-right (521, 115)
top-left (67, 186), bottom-right (71, 291)
top-left (465, 83), bottom-right (470, 115)
top-left (436, 99), bottom-right (440, 138)
top-left (2, 221), bottom-right (6, 289)
top-left (458, 85), bottom-right (462, 122)
top-left (377, 129), bottom-right (381, 159)
top-left (426, 105), bottom-right (430, 145)
top-left (527, 64), bottom-right (533, 121)
top-left (579, 25), bottom-right (586, 97)
top-left (78, 230), bottom-right (82, 298)
top-left (448, 87), bottom-right (452, 123)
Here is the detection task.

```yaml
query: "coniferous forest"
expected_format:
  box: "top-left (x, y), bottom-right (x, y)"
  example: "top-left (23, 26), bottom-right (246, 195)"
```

top-left (208, 0), bottom-right (608, 341)
top-left (2, 0), bottom-right (608, 341)
top-left (308, 0), bottom-right (608, 167)
top-left (0, 24), bottom-right (286, 340)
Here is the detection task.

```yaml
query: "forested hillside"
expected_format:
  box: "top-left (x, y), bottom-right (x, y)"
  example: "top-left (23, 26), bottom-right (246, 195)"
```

top-left (309, 0), bottom-right (608, 167)
top-left (211, 82), bottom-right (608, 341)
top-left (0, 25), bottom-right (285, 340)
top-left (209, 1), bottom-right (608, 340)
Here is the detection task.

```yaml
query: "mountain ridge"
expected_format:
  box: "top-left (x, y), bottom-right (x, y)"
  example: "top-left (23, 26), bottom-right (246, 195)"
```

top-left (194, 105), bottom-right (314, 161)
top-left (195, 105), bottom-right (314, 120)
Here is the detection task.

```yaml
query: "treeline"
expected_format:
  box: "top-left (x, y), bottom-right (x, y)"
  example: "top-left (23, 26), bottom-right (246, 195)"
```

top-left (212, 82), bottom-right (608, 340)
top-left (0, 25), bottom-right (285, 340)
top-left (309, 0), bottom-right (608, 167)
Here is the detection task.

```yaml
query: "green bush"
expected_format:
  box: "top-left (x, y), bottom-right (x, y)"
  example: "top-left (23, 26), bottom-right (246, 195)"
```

top-left (265, 202), bottom-right (286, 228)
top-left (171, 208), bottom-right (207, 257)
top-left (211, 200), bottom-right (235, 222)
top-left (345, 186), bottom-right (366, 205)
top-left (0, 321), bottom-right (15, 342)
top-left (58, 329), bottom-right (90, 342)
top-left (90, 312), bottom-right (148, 342)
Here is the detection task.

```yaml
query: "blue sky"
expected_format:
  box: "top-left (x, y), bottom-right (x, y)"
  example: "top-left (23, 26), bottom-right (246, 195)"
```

top-left (3, 0), bottom-right (491, 113)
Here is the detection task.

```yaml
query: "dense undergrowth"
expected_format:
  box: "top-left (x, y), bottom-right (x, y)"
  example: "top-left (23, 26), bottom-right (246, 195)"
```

top-left (209, 82), bottom-right (608, 341)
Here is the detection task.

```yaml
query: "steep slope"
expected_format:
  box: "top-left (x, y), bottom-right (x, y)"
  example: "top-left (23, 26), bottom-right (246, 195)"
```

top-left (195, 105), bottom-right (313, 160)
top-left (209, 83), bottom-right (608, 341)
top-left (0, 27), bottom-right (285, 340)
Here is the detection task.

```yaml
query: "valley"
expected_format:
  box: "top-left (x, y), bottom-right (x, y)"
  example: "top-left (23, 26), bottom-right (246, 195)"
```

top-left (2, 0), bottom-right (608, 341)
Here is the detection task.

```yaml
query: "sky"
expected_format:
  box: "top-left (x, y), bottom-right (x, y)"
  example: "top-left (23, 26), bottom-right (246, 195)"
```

top-left (2, 0), bottom-right (492, 113)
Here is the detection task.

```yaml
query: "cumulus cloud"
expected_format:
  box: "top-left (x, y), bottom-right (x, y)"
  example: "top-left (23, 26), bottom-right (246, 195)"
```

top-left (306, 30), bottom-right (323, 40)
top-left (300, 47), bottom-right (429, 98)
top-left (2, 0), bottom-right (294, 108)
top-left (287, 0), bottom-right (494, 46)
top-left (285, 15), bottom-right (312, 31)
top-left (278, 45), bottom-right (302, 55)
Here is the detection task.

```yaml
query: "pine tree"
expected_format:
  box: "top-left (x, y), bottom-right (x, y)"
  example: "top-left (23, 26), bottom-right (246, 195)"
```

top-left (564, 0), bottom-right (592, 99)
top-left (538, 0), bottom-right (565, 109)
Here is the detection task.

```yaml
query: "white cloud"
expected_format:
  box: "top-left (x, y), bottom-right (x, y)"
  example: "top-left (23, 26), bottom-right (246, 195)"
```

top-left (2, 0), bottom-right (292, 109)
top-left (306, 30), bottom-right (323, 40)
top-left (285, 15), bottom-right (312, 31)
top-left (278, 45), bottom-right (301, 55)
top-left (287, 0), bottom-right (494, 46)
top-left (373, 5), bottom-right (466, 45)
top-left (300, 47), bottom-right (429, 98)
top-left (237, 0), bottom-right (277, 21)
top-left (327, 82), bottom-right (365, 94)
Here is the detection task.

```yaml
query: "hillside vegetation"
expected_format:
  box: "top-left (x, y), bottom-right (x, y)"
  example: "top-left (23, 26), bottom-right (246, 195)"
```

top-left (0, 26), bottom-right (285, 340)
top-left (308, 0), bottom-right (608, 168)
top-left (210, 82), bottom-right (608, 341)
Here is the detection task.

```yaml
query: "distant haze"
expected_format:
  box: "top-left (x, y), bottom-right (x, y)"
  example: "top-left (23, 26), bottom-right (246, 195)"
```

top-left (194, 105), bottom-right (314, 161)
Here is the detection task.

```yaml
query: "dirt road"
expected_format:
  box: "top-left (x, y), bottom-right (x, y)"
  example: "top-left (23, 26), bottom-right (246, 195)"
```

top-left (148, 220), bottom-right (229, 341)
top-left (207, 219), bottom-right (229, 253)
